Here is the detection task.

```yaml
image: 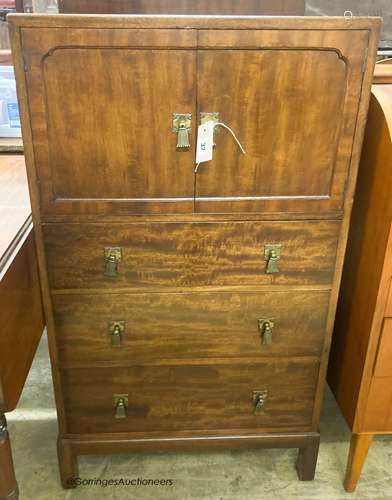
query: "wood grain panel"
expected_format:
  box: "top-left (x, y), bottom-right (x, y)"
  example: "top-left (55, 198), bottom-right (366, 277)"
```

top-left (44, 221), bottom-right (340, 290)
top-left (196, 49), bottom-right (344, 197)
top-left (20, 27), bottom-right (197, 215)
top-left (373, 319), bottom-right (392, 378)
top-left (9, 16), bottom-right (380, 31)
top-left (62, 359), bottom-right (319, 434)
top-left (53, 290), bottom-right (329, 365)
top-left (15, 19), bottom-right (369, 215)
top-left (195, 35), bottom-right (366, 214)
top-left (328, 88), bottom-right (392, 430)
top-left (43, 48), bottom-right (196, 203)
top-left (363, 377), bottom-right (392, 432)
top-left (58, 0), bottom-right (306, 15)
top-left (0, 230), bottom-right (44, 412)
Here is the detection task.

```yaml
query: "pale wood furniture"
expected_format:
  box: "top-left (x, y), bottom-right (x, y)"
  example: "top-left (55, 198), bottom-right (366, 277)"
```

top-left (328, 63), bottom-right (392, 493)
top-left (0, 154), bottom-right (44, 500)
top-left (9, 14), bottom-right (379, 488)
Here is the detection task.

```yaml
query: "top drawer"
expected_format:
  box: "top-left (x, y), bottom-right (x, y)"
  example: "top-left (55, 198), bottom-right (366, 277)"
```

top-left (44, 221), bottom-right (339, 290)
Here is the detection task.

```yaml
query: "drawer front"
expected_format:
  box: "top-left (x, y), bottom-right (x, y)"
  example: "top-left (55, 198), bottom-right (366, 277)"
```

top-left (363, 376), bottom-right (392, 432)
top-left (360, 320), bottom-right (392, 432)
top-left (54, 291), bottom-right (329, 365)
top-left (44, 221), bottom-right (339, 290)
top-left (373, 319), bottom-right (392, 378)
top-left (63, 360), bottom-right (319, 434)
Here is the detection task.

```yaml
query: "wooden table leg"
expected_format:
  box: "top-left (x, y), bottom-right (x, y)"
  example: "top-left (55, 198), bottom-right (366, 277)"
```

top-left (0, 413), bottom-right (18, 500)
top-left (296, 434), bottom-right (320, 481)
top-left (344, 433), bottom-right (374, 493)
top-left (57, 437), bottom-right (78, 489)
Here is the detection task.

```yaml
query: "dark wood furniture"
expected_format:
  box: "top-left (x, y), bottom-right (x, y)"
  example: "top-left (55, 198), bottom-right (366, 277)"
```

top-left (0, 154), bottom-right (44, 500)
top-left (58, 0), bottom-right (305, 15)
top-left (328, 63), bottom-right (392, 493)
top-left (9, 14), bottom-right (379, 488)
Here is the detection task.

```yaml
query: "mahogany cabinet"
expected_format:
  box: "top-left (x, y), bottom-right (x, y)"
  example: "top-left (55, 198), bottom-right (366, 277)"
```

top-left (328, 63), bottom-right (392, 493)
top-left (8, 14), bottom-right (379, 487)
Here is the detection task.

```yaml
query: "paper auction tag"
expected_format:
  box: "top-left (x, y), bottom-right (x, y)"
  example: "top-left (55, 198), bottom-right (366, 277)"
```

top-left (196, 121), bottom-right (215, 165)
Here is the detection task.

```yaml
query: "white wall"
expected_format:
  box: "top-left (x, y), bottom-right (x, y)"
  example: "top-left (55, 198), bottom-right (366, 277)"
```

top-left (306, 0), bottom-right (391, 43)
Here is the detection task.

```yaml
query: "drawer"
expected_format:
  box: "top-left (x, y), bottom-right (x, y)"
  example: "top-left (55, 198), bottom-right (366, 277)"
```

top-left (62, 359), bottom-right (319, 434)
top-left (44, 221), bottom-right (339, 290)
top-left (373, 319), bottom-right (392, 378)
top-left (53, 290), bottom-right (329, 365)
top-left (363, 376), bottom-right (392, 432)
top-left (361, 320), bottom-right (392, 431)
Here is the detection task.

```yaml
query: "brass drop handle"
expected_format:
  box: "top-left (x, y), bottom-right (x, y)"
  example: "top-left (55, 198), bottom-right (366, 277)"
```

top-left (264, 244), bottom-right (281, 274)
top-left (109, 321), bottom-right (125, 347)
top-left (112, 325), bottom-right (121, 345)
top-left (177, 122), bottom-right (190, 148)
top-left (172, 113), bottom-right (191, 149)
top-left (114, 394), bottom-right (128, 419)
top-left (115, 399), bottom-right (126, 418)
top-left (253, 390), bottom-right (268, 414)
top-left (255, 395), bottom-right (265, 413)
top-left (104, 247), bottom-right (122, 277)
top-left (258, 319), bottom-right (274, 345)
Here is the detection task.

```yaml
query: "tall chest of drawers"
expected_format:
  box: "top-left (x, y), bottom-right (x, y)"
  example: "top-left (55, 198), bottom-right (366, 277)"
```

top-left (9, 14), bottom-right (379, 487)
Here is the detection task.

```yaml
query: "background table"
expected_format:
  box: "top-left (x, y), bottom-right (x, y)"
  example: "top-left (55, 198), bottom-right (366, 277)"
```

top-left (0, 154), bottom-right (44, 500)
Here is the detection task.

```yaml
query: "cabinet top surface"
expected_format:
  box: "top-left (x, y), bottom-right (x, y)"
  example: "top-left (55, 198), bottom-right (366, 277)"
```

top-left (0, 154), bottom-right (31, 274)
top-left (8, 13), bottom-right (381, 31)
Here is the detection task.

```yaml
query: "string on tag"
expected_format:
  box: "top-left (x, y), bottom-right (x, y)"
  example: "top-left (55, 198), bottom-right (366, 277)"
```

top-left (195, 122), bottom-right (246, 173)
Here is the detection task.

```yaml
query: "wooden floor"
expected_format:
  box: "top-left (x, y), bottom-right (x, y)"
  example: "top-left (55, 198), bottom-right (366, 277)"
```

top-left (6, 334), bottom-right (392, 499)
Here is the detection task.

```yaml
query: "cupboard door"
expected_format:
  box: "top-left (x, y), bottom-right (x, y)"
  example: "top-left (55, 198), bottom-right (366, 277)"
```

top-left (195, 30), bottom-right (368, 215)
top-left (21, 28), bottom-right (197, 215)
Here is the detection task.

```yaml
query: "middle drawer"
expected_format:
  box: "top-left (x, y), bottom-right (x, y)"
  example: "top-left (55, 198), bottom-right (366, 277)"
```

top-left (43, 220), bottom-right (339, 290)
top-left (53, 290), bottom-right (329, 365)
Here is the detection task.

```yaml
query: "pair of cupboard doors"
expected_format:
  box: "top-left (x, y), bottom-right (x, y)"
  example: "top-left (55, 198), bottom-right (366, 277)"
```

top-left (18, 17), bottom-right (370, 217)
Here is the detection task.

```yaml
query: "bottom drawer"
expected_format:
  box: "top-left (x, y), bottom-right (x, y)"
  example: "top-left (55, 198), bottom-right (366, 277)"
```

top-left (63, 359), bottom-right (319, 434)
top-left (362, 319), bottom-right (392, 431)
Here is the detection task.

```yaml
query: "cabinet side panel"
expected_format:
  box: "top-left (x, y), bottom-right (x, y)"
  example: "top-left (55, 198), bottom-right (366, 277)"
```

top-left (328, 90), bottom-right (392, 429)
top-left (311, 24), bottom-right (380, 429)
top-left (8, 21), bottom-right (69, 432)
